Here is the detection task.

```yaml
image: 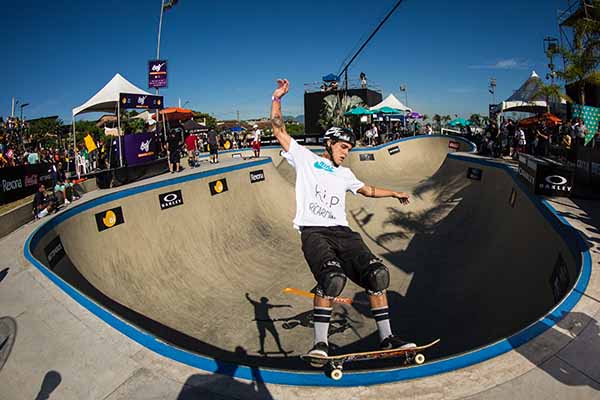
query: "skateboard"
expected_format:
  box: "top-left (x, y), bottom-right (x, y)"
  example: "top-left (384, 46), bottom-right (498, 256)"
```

top-left (282, 287), bottom-right (368, 306)
top-left (300, 339), bottom-right (440, 380)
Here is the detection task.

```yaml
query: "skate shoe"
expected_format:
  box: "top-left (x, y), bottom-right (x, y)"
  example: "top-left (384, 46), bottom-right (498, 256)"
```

top-left (380, 335), bottom-right (416, 350)
top-left (306, 342), bottom-right (329, 367)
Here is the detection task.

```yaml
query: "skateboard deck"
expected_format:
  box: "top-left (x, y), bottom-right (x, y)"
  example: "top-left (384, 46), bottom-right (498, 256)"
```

top-left (300, 339), bottom-right (440, 380)
top-left (282, 287), bottom-right (368, 305)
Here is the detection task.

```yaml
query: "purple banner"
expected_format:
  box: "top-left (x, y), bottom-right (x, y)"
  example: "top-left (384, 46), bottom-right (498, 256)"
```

top-left (119, 93), bottom-right (164, 110)
top-left (148, 59), bottom-right (168, 88)
top-left (123, 133), bottom-right (157, 166)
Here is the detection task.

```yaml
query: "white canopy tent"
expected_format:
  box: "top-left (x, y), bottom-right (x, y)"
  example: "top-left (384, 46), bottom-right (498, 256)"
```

top-left (369, 94), bottom-right (412, 113)
top-left (500, 71), bottom-right (548, 113)
top-left (72, 73), bottom-right (152, 116)
top-left (71, 73), bottom-right (160, 167)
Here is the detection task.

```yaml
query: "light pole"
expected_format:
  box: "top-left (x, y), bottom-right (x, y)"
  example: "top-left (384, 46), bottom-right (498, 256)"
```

top-left (544, 36), bottom-right (559, 84)
top-left (400, 84), bottom-right (408, 106)
top-left (489, 78), bottom-right (496, 105)
top-left (19, 103), bottom-right (30, 150)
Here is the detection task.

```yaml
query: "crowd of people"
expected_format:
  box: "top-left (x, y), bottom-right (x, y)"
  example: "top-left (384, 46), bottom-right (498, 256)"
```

top-left (477, 117), bottom-right (599, 162)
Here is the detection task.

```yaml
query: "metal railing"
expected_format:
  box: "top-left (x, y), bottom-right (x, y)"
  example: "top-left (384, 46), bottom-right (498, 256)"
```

top-left (304, 79), bottom-right (383, 94)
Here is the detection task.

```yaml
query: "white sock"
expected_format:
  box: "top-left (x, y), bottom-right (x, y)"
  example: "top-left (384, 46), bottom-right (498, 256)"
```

top-left (372, 306), bottom-right (392, 341)
top-left (313, 306), bottom-right (332, 345)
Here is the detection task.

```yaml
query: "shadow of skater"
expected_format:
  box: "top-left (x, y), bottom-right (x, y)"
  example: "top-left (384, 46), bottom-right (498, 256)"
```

top-left (177, 347), bottom-right (274, 400)
top-left (34, 370), bottom-right (62, 400)
top-left (0, 268), bottom-right (8, 284)
top-left (245, 293), bottom-right (290, 355)
top-left (511, 310), bottom-right (600, 391)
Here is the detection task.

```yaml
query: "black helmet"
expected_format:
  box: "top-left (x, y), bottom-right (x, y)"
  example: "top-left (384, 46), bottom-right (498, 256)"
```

top-left (323, 127), bottom-right (356, 147)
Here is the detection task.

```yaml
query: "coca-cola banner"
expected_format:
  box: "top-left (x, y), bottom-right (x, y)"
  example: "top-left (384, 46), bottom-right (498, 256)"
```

top-left (148, 59), bottom-right (168, 88)
top-left (1, 164), bottom-right (53, 204)
top-left (123, 133), bottom-right (157, 166)
top-left (119, 93), bottom-right (164, 110)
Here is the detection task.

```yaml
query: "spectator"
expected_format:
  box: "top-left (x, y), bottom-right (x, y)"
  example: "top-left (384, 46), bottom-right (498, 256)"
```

top-left (185, 133), bottom-right (198, 168)
top-left (167, 128), bottom-right (182, 173)
top-left (515, 126), bottom-right (527, 155)
top-left (33, 184), bottom-right (56, 218)
top-left (252, 125), bottom-right (262, 158)
top-left (51, 162), bottom-right (71, 205)
top-left (27, 147), bottom-right (39, 164)
top-left (360, 72), bottom-right (367, 88)
top-left (207, 129), bottom-right (219, 164)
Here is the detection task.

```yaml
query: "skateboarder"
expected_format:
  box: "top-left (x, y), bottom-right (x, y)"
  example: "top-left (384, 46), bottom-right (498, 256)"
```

top-left (270, 79), bottom-right (416, 358)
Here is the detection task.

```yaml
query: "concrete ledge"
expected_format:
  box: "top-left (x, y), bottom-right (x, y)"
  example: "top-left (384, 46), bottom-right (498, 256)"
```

top-left (0, 179), bottom-right (98, 239)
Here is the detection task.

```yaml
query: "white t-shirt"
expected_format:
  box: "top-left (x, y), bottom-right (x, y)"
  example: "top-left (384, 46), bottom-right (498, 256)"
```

top-left (282, 139), bottom-right (364, 229)
top-left (253, 129), bottom-right (262, 143)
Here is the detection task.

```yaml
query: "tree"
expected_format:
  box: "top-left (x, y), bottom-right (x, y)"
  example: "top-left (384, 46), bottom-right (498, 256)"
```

top-left (469, 114), bottom-right (482, 127)
top-left (552, 4), bottom-right (600, 104)
top-left (433, 114), bottom-right (442, 131)
top-left (192, 111), bottom-right (217, 129)
top-left (532, 83), bottom-right (573, 112)
top-left (441, 115), bottom-right (452, 127)
top-left (28, 117), bottom-right (63, 148)
top-left (318, 94), bottom-right (364, 130)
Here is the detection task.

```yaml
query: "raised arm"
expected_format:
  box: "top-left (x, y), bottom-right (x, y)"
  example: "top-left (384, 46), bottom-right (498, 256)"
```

top-left (270, 79), bottom-right (292, 152)
top-left (357, 184), bottom-right (410, 205)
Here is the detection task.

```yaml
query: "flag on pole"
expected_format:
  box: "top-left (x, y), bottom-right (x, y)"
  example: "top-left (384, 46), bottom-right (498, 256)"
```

top-left (84, 134), bottom-right (97, 152)
top-left (572, 104), bottom-right (599, 146)
top-left (163, 0), bottom-right (178, 11)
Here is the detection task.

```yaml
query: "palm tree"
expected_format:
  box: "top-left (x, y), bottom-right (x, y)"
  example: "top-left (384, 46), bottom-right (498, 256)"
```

top-left (441, 115), bottom-right (452, 127)
top-left (532, 83), bottom-right (573, 113)
top-left (433, 114), bottom-right (441, 131)
top-left (469, 114), bottom-right (482, 127)
top-left (552, 5), bottom-right (600, 105)
top-left (319, 94), bottom-right (364, 130)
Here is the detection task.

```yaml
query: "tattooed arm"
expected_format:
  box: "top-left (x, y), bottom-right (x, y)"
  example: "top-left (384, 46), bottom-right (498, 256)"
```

top-left (357, 184), bottom-right (410, 205)
top-left (270, 79), bottom-right (291, 152)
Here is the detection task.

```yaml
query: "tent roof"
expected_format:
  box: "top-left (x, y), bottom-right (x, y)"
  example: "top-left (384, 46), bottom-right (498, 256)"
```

top-left (369, 94), bottom-right (412, 112)
top-left (72, 73), bottom-right (152, 117)
top-left (501, 70), bottom-right (547, 113)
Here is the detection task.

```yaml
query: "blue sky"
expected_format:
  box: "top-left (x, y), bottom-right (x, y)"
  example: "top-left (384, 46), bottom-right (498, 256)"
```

top-left (2, 0), bottom-right (568, 123)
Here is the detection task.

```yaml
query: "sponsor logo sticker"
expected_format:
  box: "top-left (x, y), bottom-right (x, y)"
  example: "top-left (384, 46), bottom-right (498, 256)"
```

top-left (388, 146), bottom-right (400, 155)
top-left (359, 153), bottom-right (375, 161)
top-left (95, 207), bottom-right (125, 232)
top-left (467, 167), bottom-right (482, 181)
top-left (538, 174), bottom-right (572, 193)
top-left (209, 178), bottom-right (228, 195)
top-left (2, 178), bottom-right (23, 193)
top-left (24, 175), bottom-right (39, 187)
top-left (250, 170), bottom-right (265, 183)
top-left (448, 141), bottom-right (460, 150)
top-left (44, 236), bottom-right (66, 270)
top-left (159, 190), bottom-right (184, 210)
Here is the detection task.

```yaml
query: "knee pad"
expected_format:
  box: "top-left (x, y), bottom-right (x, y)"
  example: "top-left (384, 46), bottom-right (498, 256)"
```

top-left (316, 260), bottom-right (347, 298)
top-left (362, 259), bottom-right (389, 295)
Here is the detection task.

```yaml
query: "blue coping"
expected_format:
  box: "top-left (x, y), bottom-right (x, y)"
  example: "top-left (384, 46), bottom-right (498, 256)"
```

top-left (23, 138), bottom-right (591, 387)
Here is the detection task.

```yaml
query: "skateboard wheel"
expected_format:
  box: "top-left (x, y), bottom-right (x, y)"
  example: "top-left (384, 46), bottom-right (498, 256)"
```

top-left (330, 368), bottom-right (343, 380)
top-left (415, 354), bottom-right (425, 365)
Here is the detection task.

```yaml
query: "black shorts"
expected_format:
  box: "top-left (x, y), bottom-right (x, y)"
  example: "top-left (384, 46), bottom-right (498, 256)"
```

top-left (169, 151), bottom-right (181, 164)
top-left (209, 144), bottom-right (218, 155)
top-left (300, 226), bottom-right (380, 288)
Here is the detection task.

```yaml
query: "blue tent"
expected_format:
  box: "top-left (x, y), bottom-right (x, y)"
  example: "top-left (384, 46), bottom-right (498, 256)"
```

top-left (322, 73), bottom-right (339, 82)
top-left (230, 126), bottom-right (245, 132)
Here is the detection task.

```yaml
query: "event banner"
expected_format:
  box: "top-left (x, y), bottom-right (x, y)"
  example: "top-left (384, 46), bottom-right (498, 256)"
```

top-left (123, 133), bottom-right (157, 167)
top-left (119, 93), bottom-right (164, 110)
top-left (148, 60), bottom-right (168, 88)
top-left (518, 153), bottom-right (574, 197)
top-left (1, 163), bottom-right (53, 205)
